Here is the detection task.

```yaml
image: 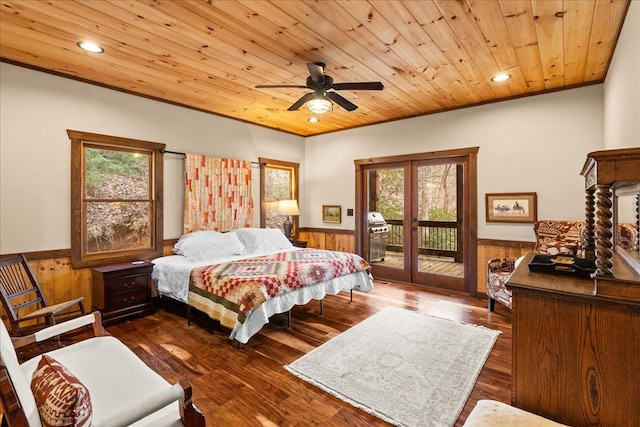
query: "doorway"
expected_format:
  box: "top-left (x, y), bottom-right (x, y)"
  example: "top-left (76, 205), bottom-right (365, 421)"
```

top-left (355, 148), bottom-right (478, 294)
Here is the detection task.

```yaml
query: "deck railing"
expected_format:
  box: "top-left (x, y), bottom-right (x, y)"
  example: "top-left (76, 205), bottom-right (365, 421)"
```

top-left (384, 219), bottom-right (462, 262)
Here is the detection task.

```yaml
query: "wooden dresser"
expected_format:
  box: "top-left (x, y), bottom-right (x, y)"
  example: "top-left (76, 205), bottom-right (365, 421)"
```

top-left (507, 148), bottom-right (640, 426)
top-left (507, 253), bottom-right (640, 426)
top-left (91, 261), bottom-right (155, 325)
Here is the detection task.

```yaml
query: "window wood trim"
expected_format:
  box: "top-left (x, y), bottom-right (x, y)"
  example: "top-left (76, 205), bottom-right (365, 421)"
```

top-left (259, 157), bottom-right (300, 232)
top-left (68, 130), bottom-right (164, 268)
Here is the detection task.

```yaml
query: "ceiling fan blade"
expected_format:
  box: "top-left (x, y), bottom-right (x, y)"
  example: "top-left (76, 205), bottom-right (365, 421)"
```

top-left (287, 93), bottom-right (315, 111)
top-left (326, 92), bottom-right (358, 111)
top-left (256, 84), bottom-right (308, 89)
top-left (332, 82), bottom-right (384, 91)
top-left (307, 62), bottom-right (325, 85)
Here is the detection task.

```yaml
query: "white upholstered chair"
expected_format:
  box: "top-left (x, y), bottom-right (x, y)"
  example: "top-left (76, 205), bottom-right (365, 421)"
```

top-left (0, 311), bottom-right (205, 427)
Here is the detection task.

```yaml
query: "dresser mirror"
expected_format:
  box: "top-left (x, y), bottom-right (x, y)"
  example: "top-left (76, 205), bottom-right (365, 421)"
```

top-left (614, 184), bottom-right (640, 273)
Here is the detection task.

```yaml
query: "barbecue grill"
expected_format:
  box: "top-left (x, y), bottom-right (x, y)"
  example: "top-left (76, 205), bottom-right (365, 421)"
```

top-left (367, 211), bottom-right (389, 262)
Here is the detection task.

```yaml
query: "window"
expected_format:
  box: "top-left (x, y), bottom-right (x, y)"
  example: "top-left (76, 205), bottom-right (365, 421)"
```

top-left (259, 158), bottom-right (299, 234)
top-left (69, 130), bottom-right (164, 268)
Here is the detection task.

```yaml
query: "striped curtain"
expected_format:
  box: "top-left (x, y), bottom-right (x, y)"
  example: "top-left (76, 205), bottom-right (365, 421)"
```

top-left (184, 154), bottom-right (254, 233)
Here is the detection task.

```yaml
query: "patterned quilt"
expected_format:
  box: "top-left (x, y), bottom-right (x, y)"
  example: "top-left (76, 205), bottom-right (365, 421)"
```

top-left (188, 249), bottom-right (371, 329)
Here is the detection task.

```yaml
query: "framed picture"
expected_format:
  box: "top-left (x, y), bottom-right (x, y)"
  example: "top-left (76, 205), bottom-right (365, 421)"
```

top-left (322, 205), bottom-right (342, 223)
top-left (486, 192), bottom-right (537, 223)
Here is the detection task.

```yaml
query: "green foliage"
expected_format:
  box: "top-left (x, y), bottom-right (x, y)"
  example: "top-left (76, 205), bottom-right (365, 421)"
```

top-left (375, 168), bottom-right (404, 220)
top-left (86, 148), bottom-right (146, 192)
top-left (379, 202), bottom-right (402, 220)
top-left (429, 207), bottom-right (456, 221)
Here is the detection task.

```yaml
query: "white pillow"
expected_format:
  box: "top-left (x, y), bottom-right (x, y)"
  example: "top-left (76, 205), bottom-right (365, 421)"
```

top-left (232, 228), bottom-right (293, 253)
top-left (174, 231), bottom-right (246, 262)
top-left (173, 230), bottom-right (221, 255)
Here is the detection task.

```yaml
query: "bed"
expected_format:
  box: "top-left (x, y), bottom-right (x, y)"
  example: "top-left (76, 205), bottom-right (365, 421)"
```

top-left (152, 228), bottom-right (374, 343)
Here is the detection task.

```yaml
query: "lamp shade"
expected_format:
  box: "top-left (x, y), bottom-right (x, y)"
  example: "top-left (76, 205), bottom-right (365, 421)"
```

top-left (277, 199), bottom-right (299, 216)
top-left (307, 96), bottom-right (333, 114)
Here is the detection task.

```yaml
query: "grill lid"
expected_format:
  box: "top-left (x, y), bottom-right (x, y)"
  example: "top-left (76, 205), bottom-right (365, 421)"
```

top-left (367, 211), bottom-right (389, 233)
top-left (367, 211), bottom-right (386, 224)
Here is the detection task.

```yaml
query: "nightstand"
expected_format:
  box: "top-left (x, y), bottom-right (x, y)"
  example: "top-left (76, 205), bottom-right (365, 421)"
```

top-left (91, 261), bottom-right (155, 325)
top-left (291, 240), bottom-right (307, 248)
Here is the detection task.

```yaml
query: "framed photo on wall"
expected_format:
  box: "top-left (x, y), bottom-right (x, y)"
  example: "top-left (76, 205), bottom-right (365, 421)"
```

top-left (322, 205), bottom-right (341, 223)
top-left (486, 192), bottom-right (537, 223)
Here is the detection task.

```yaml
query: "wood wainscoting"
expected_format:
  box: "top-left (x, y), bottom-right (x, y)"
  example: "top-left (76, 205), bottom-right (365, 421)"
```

top-left (0, 244), bottom-right (178, 323)
top-left (0, 235), bottom-right (533, 323)
top-left (297, 227), bottom-right (356, 253)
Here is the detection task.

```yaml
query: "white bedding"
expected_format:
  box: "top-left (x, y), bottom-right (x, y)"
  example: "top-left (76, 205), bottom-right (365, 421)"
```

top-left (152, 247), bottom-right (374, 343)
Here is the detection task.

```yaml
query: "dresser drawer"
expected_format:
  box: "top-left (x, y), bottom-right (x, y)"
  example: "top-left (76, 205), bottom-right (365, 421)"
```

top-left (109, 289), bottom-right (150, 311)
top-left (109, 274), bottom-right (149, 295)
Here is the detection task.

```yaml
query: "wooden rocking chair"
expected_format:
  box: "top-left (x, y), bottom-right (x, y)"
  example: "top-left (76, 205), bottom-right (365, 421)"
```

top-left (0, 254), bottom-right (85, 336)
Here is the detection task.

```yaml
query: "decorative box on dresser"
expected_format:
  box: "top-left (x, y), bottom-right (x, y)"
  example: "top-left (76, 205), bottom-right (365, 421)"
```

top-left (507, 147), bottom-right (640, 427)
top-left (91, 261), bottom-right (155, 325)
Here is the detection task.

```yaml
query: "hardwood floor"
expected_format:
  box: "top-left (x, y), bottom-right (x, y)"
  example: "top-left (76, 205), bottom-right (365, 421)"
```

top-left (18, 281), bottom-right (513, 426)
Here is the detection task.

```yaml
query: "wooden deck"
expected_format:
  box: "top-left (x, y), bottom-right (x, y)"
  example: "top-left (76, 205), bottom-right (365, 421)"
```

top-left (369, 250), bottom-right (464, 277)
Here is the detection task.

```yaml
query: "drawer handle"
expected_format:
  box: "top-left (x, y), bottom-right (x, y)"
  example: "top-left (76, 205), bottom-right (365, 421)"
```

top-left (123, 296), bottom-right (136, 303)
top-left (124, 282), bottom-right (136, 289)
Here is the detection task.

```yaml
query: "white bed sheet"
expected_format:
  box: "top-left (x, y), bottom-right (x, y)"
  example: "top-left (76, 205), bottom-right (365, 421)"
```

top-left (152, 248), bottom-right (374, 343)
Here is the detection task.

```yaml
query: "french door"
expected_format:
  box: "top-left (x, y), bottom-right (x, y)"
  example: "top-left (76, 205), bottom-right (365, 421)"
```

top-left (355, 148), bottom-right (478, 293)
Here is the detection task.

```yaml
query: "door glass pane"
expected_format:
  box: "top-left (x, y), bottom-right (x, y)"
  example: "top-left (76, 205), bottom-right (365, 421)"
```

top-left (366, 167), bottom-right (404, 269)
top-left (416, 164), bottom-right (463, 277)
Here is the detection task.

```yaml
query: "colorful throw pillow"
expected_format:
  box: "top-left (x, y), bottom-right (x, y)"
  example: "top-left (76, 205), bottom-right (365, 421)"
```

top-left (31, 355), bottom-right (92, 427)
top-left (533, 220), bottom-right (584, 256)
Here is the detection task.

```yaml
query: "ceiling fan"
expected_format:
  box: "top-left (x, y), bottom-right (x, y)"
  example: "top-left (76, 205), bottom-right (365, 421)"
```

top-left (255, 62), bottom-right (384, 113)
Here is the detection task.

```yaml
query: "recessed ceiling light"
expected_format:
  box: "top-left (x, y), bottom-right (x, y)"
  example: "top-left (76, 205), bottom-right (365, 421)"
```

top-left (308, 117), bottom-right (319, 123)
top-left (76, 41), bottom-right (104, 53)
top-left (491, 73), bottom-right (511, 82)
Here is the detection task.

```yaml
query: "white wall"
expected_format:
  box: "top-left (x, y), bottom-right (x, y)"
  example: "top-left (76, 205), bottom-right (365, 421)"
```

top-left (604, 0), bottom-right (640, 149)
top-left (0, 63), bottom-right (304, 254)
top-left (305, 85), bottom-right (604, 242)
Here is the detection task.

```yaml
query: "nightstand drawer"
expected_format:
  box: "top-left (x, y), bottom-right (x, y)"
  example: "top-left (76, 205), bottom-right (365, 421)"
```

top-left (109, 289), bottom-right (150, 311)
top-left (109, 274), bottom-right (149, 295)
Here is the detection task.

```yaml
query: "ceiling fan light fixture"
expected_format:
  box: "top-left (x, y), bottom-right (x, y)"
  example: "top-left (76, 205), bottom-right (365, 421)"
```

top-left (307, 96), bottom-right (333, 114)
top-left (491, 73), bottom-right (511, 82)
top-left (77, 41), bottom-right (104, 53)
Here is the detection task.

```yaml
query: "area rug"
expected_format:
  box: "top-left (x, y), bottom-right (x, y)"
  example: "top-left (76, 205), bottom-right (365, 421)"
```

top-left (284, 306), bottom-right (501, 427)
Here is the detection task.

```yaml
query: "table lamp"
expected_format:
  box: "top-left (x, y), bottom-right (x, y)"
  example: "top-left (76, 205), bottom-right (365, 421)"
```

top-left (277, 199), bottom-right (299, 240)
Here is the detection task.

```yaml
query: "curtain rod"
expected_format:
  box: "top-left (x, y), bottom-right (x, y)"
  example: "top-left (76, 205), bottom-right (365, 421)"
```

top-left (159, 149), bottom-right (265, 166)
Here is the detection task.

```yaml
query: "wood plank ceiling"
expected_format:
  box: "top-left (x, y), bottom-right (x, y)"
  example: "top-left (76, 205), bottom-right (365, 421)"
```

top-left (0, 0), bottom-right (631, 137)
